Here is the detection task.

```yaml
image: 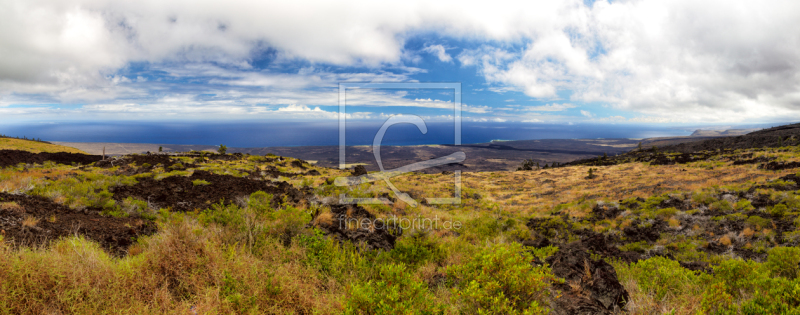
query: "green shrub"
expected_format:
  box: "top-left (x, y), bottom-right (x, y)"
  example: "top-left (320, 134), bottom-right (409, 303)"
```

top-left (692, 191), bottom-right (718, 205)
top-left (198, 202), bottom-right (245, 228)
top-left (710, 258), bottom-right (763, 299)
top-left (710, 200), bottom-right (734, 212)
top-left (766, 247), bottom-right (800, 279)
top-left (735, 199), bottom-right (755, 211)
top-left (619, 241), bottom-right (650, 253)
top-left (297, 229), bottom-right (367, 282)
top-left (192, 179), bottom-right (211, 186)
top-left (447, 243), bottom-right (556, 314)
top-left (655, 207), bottom-right (678, 219)
top-left (769, 204), bottom-right (789, 217)
top-left (703, 257), bottom-right (800, 314)
top-left (628, 256), bottom-right (700, 300)
top-left (345, 263), bottom-right (442, 314)
top-left (746, 216), bottom-right (771, 230)
top-left (528, 245), bottom-right (559, 261)
top-left (389, 232), bottom-right (445, 266)
top-left (247, 191), bottom-right (272, 214)
top-left (642, 196), bottom-right (667, 211)
top-left (218, 144), bottom-right (227, 155)
top-left (724, 213), bottom-right (747, 222)
top-left (462, 216), bottom-right (514, 242)
top-left (739, 277), bottom-right (800, 314)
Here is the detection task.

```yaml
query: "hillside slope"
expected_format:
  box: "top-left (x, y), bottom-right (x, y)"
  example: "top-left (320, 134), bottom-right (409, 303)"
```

top-left (2, 133), bottom-right (800, 313)
top-left (664, 123), bottom-right (800, 153)
top-left (0, 138), bottom-right (87, 154)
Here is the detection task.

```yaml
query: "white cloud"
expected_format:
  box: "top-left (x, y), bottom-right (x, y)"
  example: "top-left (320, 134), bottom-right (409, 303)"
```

top-left (524, 103), bottom-right (577, 112)
top-left (580, 110), bottom-right (593, 118)
top-left (421, 45), bottom-right (452, 63)
top-left (1, 0), bottom-right (799, 123)
top-left (458, 0), bottom-right (800, 122)
top-left (462, 104), bottom-right (491, 113)
top-left (276, 104), bottom-right (323, 112)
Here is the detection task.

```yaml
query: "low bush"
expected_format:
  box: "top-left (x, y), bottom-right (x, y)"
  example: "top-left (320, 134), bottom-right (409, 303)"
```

top-left (389, 232), bottom-right (445, 266)
top-left (769, 203), bottom-right (788, 217)
top-left (655, 207), bottom-right (678, 219)
top-left (447, 243), bottom-right (556, 314)
top-left (766, 246), bottom-right (800, 279)
top-left (627, 256), bottom-right (700, 301)
top-left (345, 263), bottom-right (442, 314)
top-left (192, 179), bottom-right (210, 186)
top-left (746, 216), bottom-right (771, 230)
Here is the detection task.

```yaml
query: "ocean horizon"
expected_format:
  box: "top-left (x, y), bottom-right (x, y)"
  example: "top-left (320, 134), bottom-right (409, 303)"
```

top-left (0, 120), bottom-right (693, 148)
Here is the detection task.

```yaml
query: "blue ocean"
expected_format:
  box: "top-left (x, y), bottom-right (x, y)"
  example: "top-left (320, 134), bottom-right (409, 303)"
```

top-left (0, 120), bottom-right (692, 147)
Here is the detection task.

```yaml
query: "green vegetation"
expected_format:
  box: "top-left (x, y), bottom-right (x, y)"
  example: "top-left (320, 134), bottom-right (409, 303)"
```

top-left (0, 138), bottom-right (87, 154)
top-left (192, 179), bottom-right (211, 186)
top-left (3, 141), bottom-right (800, 313)
top-left (446, 243), bottom-right (557, 314)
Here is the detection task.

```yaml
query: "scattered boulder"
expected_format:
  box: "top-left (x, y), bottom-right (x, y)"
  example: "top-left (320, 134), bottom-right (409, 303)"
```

top-left (0, 192), bottom-right (156, 256)
top-left (110, 170), bottom-right (308, 212)
top-left (622, 219), bottom-right (666, 243)
top-left (590, 202), bottom-right (622, 221)
top-left (547, 242), bottom-right (629, 315)
top-left (732, 156), bottom-right (774, 165)
top-left (351, 165), bottom-right (368, 176)
top-left (306, 169), bottom-right (321, 176)
top-left (0, 150), bottom-right (102, 168)
top-left (313, 204), bottom-right (401, 251)
top-left (760, 161), bottom-right (800, 171)
top-left (290, 160), bottom-right (307, 169)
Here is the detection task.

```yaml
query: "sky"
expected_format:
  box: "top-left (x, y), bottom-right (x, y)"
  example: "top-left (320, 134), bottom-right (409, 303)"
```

top-left (1, 0), bottom-right (800, 125)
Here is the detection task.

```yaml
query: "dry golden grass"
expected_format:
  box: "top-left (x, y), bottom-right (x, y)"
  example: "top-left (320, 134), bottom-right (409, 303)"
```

top-left (21, 215), bottom-right (39, 228)
top-left (0, 219), bottom-right (342, 314)
top-left (315, 211), bottom-right (334, 226)
top-left (668, 217), bottom-right (681, 228)
top-left (719, 235), bottom-right (732, 246)
top-left (0, 201), bottom-right (22, 212)
top-left (376, 151), bottom-right (797, 217)
top-left (0, 138), bottom-right (87, 154)
top-left (617, 274), bottom-right (703, 315)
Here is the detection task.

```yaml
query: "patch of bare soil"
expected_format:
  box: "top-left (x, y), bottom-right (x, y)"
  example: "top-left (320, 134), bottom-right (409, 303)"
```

top-left (0, 192), bottom-right (156, 255)
top-left (0, 150), bottom-right (102, 168)
top-left (110, 170), bottom-right (310, 212)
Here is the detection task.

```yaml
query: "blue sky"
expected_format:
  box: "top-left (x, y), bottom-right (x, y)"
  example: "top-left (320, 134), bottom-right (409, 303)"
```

top-left (1, 0), bottom-right (799, 126)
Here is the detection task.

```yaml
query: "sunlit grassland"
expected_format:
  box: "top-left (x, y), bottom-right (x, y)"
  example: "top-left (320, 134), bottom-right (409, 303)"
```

top-left (2, 147), bottom-right (800, 313)
top-left (0, 138), bottom-right (87, 154)
top-left (380, 148), bottom-right (800, 218)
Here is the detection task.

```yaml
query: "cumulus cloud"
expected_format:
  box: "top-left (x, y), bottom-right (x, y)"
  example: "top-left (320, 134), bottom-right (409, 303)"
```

top-left (524, 103), bottom-right (577, 112)
top-left (580, 110), bottom-right (593, 118)
top-left (1, 0), bottom-right (799, 123)
top-left (276, 104), bottom-right (323, 112)
top-left (422, 45), bottom-right (453, 63)
top-left (458, 0), bottom-right (800, 122)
